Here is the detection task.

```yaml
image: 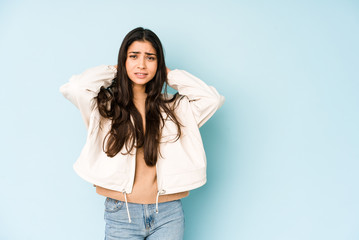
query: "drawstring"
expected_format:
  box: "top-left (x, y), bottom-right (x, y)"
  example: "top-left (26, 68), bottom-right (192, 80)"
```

top-left (121, 189), bottom-right (166, 221)
top-left (122, 190), bottom-right (132, 223)
top-left (155, 191), bottom-right (160, 214)
top-left (156, 189), bottom-right (166, 214)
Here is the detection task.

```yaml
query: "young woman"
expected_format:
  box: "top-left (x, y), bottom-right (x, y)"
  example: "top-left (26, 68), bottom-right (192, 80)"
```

top-left (59, 27), bottom-right (225, 239)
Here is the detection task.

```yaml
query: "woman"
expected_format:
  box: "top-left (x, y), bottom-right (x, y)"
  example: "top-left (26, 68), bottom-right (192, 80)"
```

top-left (59, 27), bottom-right (225, 239)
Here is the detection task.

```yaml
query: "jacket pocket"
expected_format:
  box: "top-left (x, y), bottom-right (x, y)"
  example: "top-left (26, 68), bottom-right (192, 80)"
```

top-left (104, 197), bottom-right (124, 213)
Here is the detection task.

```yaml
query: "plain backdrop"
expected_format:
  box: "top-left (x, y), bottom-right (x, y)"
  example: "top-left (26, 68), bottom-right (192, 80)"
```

top-left (0, 0), bottom-right (358, 239)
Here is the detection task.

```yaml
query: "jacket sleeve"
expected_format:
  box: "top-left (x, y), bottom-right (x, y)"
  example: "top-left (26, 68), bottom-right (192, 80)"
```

top-left (59, 64), bottom-right (117, 129)
top-left (167, 69), bottom-right (225, 128)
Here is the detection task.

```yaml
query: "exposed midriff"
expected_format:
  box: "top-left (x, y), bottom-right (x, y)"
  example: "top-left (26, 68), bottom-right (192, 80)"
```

top-left (95, 147), bottom-right (189, 204)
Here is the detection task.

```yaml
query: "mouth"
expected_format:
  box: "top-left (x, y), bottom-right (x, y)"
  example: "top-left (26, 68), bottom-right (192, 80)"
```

top-left (134, 72), bottom-right (148, 79)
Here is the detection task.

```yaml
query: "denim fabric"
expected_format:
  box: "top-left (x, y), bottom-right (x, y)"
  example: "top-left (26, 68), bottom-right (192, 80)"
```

top-left (104, 197), bottom-right (185, 240)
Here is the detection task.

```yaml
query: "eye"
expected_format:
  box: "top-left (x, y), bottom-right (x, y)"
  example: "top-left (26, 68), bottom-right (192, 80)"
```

top-left (129, 55), bottom-right (137, 59)
top-left (147, 56), bottom-right (156, 61)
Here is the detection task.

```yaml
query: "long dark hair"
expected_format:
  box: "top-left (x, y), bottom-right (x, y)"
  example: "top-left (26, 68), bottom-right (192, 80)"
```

top-left (95, 27), bottom-right (182, 166)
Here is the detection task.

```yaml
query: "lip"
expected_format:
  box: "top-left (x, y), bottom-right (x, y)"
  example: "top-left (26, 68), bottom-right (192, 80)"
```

top-left (134, 72), bottom-right (148, 79)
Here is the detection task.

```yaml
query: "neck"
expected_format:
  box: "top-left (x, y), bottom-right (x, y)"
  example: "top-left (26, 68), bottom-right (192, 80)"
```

top-left (132, 84), bottom-right (147, 101)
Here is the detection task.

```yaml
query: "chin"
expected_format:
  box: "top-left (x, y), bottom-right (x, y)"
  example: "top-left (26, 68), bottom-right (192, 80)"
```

top-left (131, 79), bottom-right (152, 86)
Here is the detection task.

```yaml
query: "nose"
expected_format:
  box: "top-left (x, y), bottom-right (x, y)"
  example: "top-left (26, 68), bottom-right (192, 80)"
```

top-left (137, 56), bottom-right (146, 69)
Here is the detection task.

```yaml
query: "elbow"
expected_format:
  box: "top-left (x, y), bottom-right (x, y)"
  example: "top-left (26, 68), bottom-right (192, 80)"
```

top-left (208, 86), bottom-right (225, 110)
top-left (205, 93), bottom-right (225, 115)
top-left (59, 83), bottom-right (70, 98)
top-left (216, 94), bottom-right (225, 110)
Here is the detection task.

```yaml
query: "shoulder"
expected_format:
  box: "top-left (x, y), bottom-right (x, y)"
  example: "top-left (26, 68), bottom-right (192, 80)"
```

top-left (161, 93), bottom-right (187, 107)
top-left (161, 94), bottom-right (193, 120)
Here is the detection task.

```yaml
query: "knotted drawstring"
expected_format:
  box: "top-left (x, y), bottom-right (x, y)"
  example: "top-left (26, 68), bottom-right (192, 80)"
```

top-left (122, 190), bottom-right (132, 223)
top-left (155, 189), bottom-right (166, 214)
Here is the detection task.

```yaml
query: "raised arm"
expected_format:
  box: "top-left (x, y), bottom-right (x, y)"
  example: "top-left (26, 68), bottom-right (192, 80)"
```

top-left (59, 65), bottom-right (117, 129)
top-left (167, 69), bottom-right (225, 128)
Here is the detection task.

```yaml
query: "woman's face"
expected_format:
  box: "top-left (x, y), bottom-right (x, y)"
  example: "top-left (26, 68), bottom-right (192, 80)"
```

top-left (125, 40), bottom-right (158, 88)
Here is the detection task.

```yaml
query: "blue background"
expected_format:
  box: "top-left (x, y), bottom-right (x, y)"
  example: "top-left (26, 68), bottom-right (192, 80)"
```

top-left (1, 0), bottom-right (358, 239)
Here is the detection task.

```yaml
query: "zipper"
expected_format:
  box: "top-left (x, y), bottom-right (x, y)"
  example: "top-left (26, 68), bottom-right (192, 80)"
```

top-left (127, 143), bottom-right (137, 193)
top-left (155, 161), bottom-right (166, 213)
top-left (155, 162), bottom-right (165, 195)
top-left (127, 115), bottom-right (137, 193)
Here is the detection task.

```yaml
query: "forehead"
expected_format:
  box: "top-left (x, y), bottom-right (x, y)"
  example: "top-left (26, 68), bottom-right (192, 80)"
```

top-left (127, 40), bottom-right (156, 54)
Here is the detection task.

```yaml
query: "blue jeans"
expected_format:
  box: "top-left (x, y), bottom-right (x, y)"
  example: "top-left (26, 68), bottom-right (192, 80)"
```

top-left (104, 197), bottom-right (185, 239)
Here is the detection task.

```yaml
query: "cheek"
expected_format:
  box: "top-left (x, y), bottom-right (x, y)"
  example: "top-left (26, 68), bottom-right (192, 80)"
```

top-left (150, 68), bottom-right (157, 78)
top-left (151, 63), bottom-right (158, 73)
top-left (125, 61), bottom-right (133, 74)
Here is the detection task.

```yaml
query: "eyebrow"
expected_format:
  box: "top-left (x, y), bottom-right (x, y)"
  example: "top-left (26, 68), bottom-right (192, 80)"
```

top-left (129, 51), bottom-right (157, 56)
